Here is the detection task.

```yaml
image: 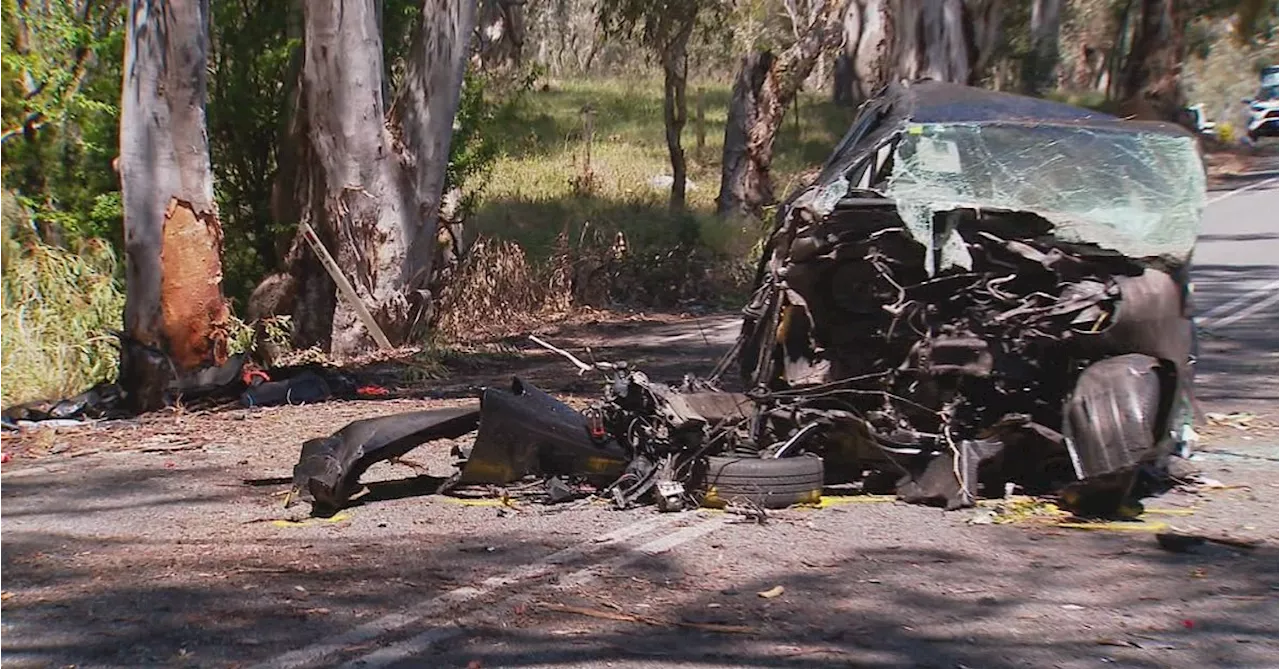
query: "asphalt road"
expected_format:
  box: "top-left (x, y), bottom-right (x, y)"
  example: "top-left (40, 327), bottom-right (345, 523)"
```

top-left (1191, 177), bottom-right (1279, 414)
top-left (2, 180), bottom-right (1277, 669)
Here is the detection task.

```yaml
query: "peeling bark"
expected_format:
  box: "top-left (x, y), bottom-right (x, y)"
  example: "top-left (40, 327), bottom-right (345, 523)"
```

top-left (719, 0), bottom-right (842, 219)
top-left (834, 0), bottom-right (984, 107)
top-left (118, 0), bottom-right (230, 412)
top-left (278, 0), bottom-right (475, 357)
top-left (1120, 0), bottom-right (1187, 122)
top-left (834, 0), bottom-right (891, 107)
top-left (159, 199), bottom-right (231, 371)
top-left (478, 0), bottom-right (527, 68)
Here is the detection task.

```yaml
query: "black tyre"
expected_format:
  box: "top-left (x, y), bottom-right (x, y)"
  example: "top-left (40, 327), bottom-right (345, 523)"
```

top-left (694, 455), bottom-right (824, 509)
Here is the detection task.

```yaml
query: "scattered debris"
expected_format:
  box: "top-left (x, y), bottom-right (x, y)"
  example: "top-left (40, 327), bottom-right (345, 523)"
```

top-left (1205, 412), bottom-right (1258, 430)
top-left (757, 585), bottom-right (785, 599)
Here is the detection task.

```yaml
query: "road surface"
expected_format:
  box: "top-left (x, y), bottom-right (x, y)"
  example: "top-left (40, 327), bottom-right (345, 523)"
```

top-left (1190, 177), bottom-right (1279, 417)
top-left (2, 180), bottom-right (1276, 669)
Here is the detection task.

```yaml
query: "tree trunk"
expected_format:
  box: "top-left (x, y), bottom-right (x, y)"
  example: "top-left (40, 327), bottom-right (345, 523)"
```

top-left (661, 19), bottom-right (693, 211)
top-left (478, 0), bottom-right (526, 69)
top-left (837, 0), bottom-right (980, 107)
top-left (118, 0), bottom-right (231, 412)
top-left (388, 0), bottom-right (476, 329)
top-left (1119, 0), bottom-right (1186, 122)
top-left (967, 0), bottom-right (1003, 82)
top-left (278, 0), bottom-right (474, 356)
top-left (1021, 0), bottom-right (1061, 95)
top-left (719, 51), bottom-right (775, 218)
top-left (719, 0), bottom-right (842, 219)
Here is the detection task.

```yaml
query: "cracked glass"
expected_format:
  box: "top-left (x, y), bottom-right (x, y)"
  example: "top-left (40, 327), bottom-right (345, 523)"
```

top-left (885, 122), bottom-right (1207, 273)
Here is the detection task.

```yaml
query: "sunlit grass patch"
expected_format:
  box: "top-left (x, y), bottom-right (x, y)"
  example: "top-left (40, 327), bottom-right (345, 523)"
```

top-left (472, 76), bottom-right (852, 258)
top-left (2, 238), bottom-right (125, 406)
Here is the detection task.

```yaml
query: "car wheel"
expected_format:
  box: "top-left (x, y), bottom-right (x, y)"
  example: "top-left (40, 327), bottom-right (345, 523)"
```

top-left (694, 454), bottom-right (824, 509)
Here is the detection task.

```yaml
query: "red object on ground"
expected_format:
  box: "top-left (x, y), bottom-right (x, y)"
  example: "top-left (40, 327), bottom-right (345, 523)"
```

top-left (1182, 619), bottom-right (1195, 629)
top-left (356, 385), bottom-right (389, 397)
top-left (242, 368), bottom-right (271, 387)
top-left (1, 452), bottom-right (10, 464)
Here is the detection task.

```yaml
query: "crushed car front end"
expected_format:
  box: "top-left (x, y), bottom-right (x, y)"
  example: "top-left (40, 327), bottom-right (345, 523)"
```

top-left (729, 80), bottom-right (1207, 510)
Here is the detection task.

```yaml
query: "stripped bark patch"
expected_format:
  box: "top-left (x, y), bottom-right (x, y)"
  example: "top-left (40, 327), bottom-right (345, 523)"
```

top-left (159, 198), bottom-right (230, 371)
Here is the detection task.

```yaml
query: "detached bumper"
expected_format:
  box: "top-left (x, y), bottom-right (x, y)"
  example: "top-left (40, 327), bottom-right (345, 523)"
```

top-left (292, 406), bottom-right (480, 509)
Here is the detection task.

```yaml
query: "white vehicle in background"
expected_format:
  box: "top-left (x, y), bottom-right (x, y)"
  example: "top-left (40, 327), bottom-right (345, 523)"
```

top-left (1185, 103), bottom-right (1216, 135)
top-left (1243, 65), bottom-right (1279, 142)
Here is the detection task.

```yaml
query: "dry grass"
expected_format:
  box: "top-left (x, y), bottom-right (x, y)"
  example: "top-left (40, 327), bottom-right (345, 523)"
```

top-left (2, 239), bottom-right (124, 405)
top-left (432, 235), bottom-right (574, 343)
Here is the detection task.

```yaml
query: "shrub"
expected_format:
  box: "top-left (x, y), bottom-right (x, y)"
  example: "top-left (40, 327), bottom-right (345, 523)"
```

top-left (2, 236), bottom-right (124, 405)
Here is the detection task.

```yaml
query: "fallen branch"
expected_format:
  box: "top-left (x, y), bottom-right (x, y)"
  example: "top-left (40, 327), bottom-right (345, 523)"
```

top-left (1156, 531), bottom-right (1263, 551)
top-left (528, 334), bottom-right (594, 375)
top-left (301, 222), bottom-right (392, 350)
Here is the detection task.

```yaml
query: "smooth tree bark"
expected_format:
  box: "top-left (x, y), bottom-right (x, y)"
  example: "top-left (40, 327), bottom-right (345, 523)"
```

top-left (1119, 0), bottom-right (1187, 122)
top-left (717, 0), bottom-right (842, 218)
top-left (477, 0), bottom-right (527, 69)
top-left (833, 0), bottom-right (889, 106)
top-left (272, 0), bottom-right (475, 356)
top-left (833, 0), bottom-right (1000, 107)
top-left (118, 0), bottom-right (231, 412)
top-left (1021, 0), bottom-right (1062, 95)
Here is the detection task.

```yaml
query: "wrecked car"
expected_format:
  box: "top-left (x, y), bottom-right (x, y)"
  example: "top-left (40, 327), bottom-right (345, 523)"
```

top-left (289, 81), bottom-right (1207, 515)
top-left (725, 80), bottom-right (1206, 510)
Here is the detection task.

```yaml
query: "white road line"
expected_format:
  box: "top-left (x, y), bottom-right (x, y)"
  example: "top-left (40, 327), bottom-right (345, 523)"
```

top-left (1204, 290), bottom-right (1279, 329)
top-left (1197, 279), bottom-right (1280, 325)
top-left (340, 516), bottom-right (729, 669)
top-left (252, 513), bottom-right (689, 669)
top-left (1206, 177), bottom-right (1278, 205)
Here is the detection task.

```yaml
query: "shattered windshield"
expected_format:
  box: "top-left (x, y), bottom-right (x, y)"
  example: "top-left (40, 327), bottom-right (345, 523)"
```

top-left (885, 122), bottom-right (1206, 271)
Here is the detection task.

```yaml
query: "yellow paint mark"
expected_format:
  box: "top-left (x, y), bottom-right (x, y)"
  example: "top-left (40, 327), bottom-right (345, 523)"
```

top-left (1056, 520), bottom-right (1170, 533)
top-left (1141, 507), bottom-right (1197, 517)
top-left (439, 497), bottom-right (515, 507)
top-left (810, 494), bottom-right (895, 508)
top-left (271, 511), bottom-right (352, 528)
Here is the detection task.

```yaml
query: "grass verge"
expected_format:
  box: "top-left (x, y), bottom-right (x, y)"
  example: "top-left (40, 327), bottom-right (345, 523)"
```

top-left (2, 238), bottom-right (124, 406)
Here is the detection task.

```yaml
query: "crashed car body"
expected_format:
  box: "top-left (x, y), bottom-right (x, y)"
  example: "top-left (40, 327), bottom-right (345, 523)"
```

top-left (729, 80), bottom-right (1206, 508)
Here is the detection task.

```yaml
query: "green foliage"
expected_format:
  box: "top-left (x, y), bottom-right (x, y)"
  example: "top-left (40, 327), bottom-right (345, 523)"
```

top-left (465, 77), bottom-right (850, 313)
top-left (598, 0), bottom-right (729, 55)
top-left (206, 0), bottom-right (299, 308)
top-left (1, 0), bottom-right (126, 247)
top-left (1, 233), bottom-right (124, 405)
top-left (447, 65), bottom-right (540, 216)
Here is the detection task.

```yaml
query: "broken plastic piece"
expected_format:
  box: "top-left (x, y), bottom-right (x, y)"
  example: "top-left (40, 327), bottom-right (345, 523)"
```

top-left (452, 377), bottom-right (628, 488)
top-left (291, 406), bottom-right (481, 510)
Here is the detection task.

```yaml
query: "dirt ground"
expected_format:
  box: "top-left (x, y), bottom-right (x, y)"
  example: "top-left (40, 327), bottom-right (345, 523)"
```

top-left (2, 313), bottom-right (1277, 669)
